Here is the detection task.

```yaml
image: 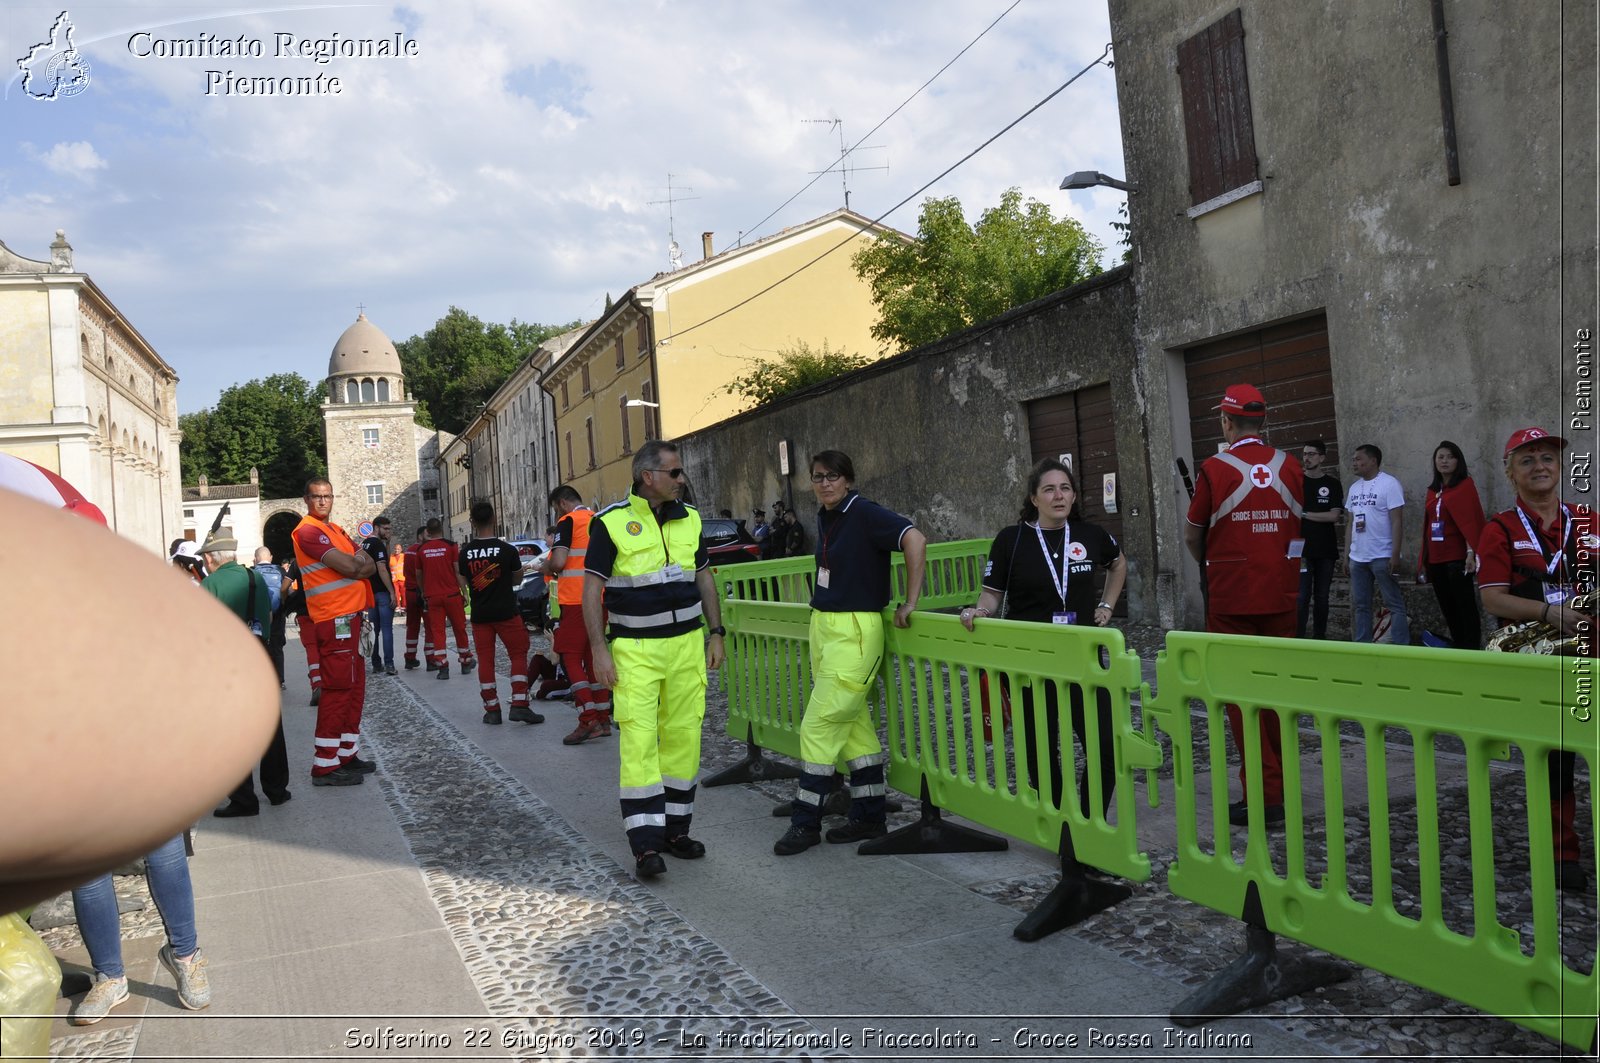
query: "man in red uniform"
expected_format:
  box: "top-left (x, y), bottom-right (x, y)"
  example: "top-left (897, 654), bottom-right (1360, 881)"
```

top-left (460, 501), bottom-right (542, 726)
top-left (417, 518), bottom-right (473, 678)
top-left (1478, 426), bottom-right (1596, 894)
top-left (543, 484), bottom-right (612, 745)
top-left (1183, 383), bottom-right (1304, 829)
top-left (401, 525), bottom-right (425, 669)
top-left (290, 478), bottom-right (377, 786)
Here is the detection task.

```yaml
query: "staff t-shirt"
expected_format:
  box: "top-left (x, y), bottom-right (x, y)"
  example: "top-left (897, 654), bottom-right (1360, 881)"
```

top-left (361, 535), bottom-right (391, 596)
top-left (982, 522), bottom-right (1120, 624)
top-left (1301, 474), bottom-right (1344, 560)
top-left (460, 537), bottom-right (522, 623)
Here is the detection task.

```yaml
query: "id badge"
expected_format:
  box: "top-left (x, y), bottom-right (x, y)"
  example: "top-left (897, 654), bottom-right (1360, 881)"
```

top-left (334, 614), bottom-right (352, 640)
top-left (663, 563), bottom-right (685, 580)
top-left (1287, 538), bottom-right (1305, 559)
top-left (816, 567), bottom-right (831, 589)
top-left (1546, 585), bottom-right (1571, 606)
top-left (1354, 513), bottom-right (1367, 533)
top-left (1052, 611), bottom-right (1076, 625)
top-left (1430, 521), bottom-right (1445, 542)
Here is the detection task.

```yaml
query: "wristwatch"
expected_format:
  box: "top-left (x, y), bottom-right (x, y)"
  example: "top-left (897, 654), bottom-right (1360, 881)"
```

top-left (1096, 601), bottom-right (1113, 610)
top-left (707, 625), bottom-right (726, 637)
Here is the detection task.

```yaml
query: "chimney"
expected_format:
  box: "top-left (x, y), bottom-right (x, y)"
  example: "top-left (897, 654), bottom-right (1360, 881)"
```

top-left (701, 232), bottom-right (714, 260)
top-left (249, 466), bottom-right (259, 486)
top-left (198, 474), bottom-right (208, 498)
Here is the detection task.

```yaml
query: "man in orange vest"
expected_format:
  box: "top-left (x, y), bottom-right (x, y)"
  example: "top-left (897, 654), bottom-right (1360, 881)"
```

top-left (543, 484), bottom-right (611, 745)
top-left (291, 478), bottom-right (377, 786)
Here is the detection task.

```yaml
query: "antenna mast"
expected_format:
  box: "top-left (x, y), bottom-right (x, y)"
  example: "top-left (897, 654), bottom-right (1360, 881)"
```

top-left (802, 118), bottom-right (888, 211)
top-left (646, 173), bottom-right (701, 269)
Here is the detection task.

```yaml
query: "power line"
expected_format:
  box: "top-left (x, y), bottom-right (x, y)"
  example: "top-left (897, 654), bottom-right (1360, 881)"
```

top-left (734, 0), bottom-right (1023, 247)
top-left (663, 43), bottom-right (1113, 347)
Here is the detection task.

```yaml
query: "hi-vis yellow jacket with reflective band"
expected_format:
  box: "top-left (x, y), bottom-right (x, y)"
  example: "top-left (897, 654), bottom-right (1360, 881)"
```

top-left (592, 493), bottom-right (703, 639)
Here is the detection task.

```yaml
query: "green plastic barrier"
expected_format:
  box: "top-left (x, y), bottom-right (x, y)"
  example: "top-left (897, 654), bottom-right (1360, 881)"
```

top-left (718, 597), bottom-right (816, 759)
top-left (893, 538), bottom-right (990, 610)
top-left (1144, 633), bottom-right (1598, 1051)
top-left (879, 611), bottom-right (1157, 880)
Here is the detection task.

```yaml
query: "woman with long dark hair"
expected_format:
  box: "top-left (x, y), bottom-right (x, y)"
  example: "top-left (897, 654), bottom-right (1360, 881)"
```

top-left (1416, 440), bottom-right (1487, 648)
top-left (957, 458), bottom-right (1126, 816)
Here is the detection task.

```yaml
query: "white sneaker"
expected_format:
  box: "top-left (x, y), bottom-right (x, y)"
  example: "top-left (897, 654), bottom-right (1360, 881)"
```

top-left (159, 945), bottom-right (211, 1010)
top-left (71, 974), bottom-right (129, 1025)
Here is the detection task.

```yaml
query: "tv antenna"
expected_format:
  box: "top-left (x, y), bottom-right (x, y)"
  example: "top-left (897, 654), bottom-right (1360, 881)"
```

top-left (647, 173), bottom-right (701, 270)
top-left (803, 117), bottom-right (887, 211)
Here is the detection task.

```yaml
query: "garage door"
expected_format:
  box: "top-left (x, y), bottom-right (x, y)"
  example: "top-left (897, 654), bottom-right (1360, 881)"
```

top-left (1183, 312), bottom-right (1337, 470)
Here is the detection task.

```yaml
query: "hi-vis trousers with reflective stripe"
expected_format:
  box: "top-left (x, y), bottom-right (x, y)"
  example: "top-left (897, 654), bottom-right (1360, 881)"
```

top-left (613, 629), bottom-right (707, 856)
top-left (791, 610), bottom-right (887, 830)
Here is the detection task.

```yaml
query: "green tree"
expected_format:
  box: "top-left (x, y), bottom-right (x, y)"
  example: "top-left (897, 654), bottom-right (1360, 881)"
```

top-left (721, 339), bottom-right (872, 412)
top-left (179, 373), bottom-right (327, 497)
top-left (396, 307), bottom-right (582, 435)
top-left (851, 187), bottom-right (1105, 353)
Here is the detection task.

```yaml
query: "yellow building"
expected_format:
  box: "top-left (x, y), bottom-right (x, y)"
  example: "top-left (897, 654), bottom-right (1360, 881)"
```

top-left (0, 230), bottom-right (181, 555)
top-left (542, 208), bottom-right (903, 506)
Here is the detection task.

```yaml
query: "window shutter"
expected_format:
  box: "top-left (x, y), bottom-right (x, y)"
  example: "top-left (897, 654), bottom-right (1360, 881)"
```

top-left (1177, 8), bottom-right (1258, 206)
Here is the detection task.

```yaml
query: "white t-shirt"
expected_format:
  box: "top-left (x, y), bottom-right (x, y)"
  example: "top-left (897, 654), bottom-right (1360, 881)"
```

top-left (1346, 470), bottom-right (1405, 562)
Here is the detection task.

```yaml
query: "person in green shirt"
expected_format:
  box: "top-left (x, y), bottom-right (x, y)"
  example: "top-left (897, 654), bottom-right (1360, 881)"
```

top-left (200, 533), bottom-right (290, 817)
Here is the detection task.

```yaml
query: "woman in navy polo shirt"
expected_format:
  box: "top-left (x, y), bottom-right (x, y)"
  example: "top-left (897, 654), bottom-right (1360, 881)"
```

top-left (958, 458), bottom-right (1126, 817)
top-left (774, 450), bottom-right (927, 855)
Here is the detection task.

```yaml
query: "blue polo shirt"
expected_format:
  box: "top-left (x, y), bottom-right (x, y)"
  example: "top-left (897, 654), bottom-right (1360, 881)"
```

top-left (810, 492), bottom-right (914, 613)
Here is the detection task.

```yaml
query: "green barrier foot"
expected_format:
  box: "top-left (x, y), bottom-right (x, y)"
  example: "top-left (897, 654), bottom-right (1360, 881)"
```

top-left (1013, 825), bottom-right (1131, 941)
top-left (702, 731), bottom-right (803, 788)
top-left (1171, 884), bottom-right (1352, 1024)
top-left (857, 781), bottom-right (1008, 856)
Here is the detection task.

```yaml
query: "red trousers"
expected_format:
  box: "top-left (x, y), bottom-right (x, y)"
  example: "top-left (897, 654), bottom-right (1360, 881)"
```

top-left (552, 603), bottom-right (611, 724)
top-left (309, 612), bottom-right (366, 777)
top-left (425, 593), bottom-right (470, 665)
top-left (473, 617), bottom-right (531, 709)
top-left (404, 593), bottom-right (423, 663)
top-left (297, 613), bottom-right (322, 689)
top-left (1208, 610), bottom-right (1295, 806)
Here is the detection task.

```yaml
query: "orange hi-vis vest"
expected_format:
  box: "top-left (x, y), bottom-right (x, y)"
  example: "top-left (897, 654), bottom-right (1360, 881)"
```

top-left (293, 514), bottom-right (375, 623)
top-left (557, 507), bottom-right (593, 607)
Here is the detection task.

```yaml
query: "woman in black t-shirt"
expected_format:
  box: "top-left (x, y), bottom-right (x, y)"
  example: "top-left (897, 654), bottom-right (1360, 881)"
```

top-left (957, 458), bottom-right (1126, 816)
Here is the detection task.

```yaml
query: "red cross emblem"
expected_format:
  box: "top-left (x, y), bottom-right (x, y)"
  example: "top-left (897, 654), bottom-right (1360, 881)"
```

top-left (1067, 542), bottom-right (1088, 562)
top-left (1250, 464), bottom-right (1273, 488)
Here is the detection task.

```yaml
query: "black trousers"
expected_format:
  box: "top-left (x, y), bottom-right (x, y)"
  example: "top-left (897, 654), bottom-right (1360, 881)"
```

top-left (229, 713), bottom-right (290, 810)
top-left (1297, 557), bottom-right (1336, 639)
top-left (1426, 560), bottom-right (1481, 649)
top-left (1017, 679), bottom-right (1117, 818)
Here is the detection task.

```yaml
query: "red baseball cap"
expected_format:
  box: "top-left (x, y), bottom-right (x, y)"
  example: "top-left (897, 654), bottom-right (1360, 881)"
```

top-left (1503, 426), bottom-right (1567, 458)
top-left (1214, 383), bottom-right (1268, 416)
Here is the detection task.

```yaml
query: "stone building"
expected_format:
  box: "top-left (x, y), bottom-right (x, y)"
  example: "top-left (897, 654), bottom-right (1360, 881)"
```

top-left (320, 312), bottom-right (452, 541)
top-left (0, 230), bottom-right (181, 556)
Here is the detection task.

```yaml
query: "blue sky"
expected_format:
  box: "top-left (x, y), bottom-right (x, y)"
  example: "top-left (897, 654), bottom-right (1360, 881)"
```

top-left (1, 1), bottom-right (1127, 414)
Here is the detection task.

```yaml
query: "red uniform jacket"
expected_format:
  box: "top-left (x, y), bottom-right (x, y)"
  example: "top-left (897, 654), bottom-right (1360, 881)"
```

top-left (1186, 437), bottom-right (1305, 615)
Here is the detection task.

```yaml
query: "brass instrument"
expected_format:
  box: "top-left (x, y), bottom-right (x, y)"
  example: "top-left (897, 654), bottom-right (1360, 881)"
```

top-left (1485, 591), bottom-right (1597, 654)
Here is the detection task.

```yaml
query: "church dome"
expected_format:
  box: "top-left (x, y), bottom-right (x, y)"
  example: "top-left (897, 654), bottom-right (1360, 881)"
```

top-left (328, 312), bottom-right (402, 379)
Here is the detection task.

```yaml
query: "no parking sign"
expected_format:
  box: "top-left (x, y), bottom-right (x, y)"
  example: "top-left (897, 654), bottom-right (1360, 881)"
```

top-left (358, 521), bottom-right (374, 538)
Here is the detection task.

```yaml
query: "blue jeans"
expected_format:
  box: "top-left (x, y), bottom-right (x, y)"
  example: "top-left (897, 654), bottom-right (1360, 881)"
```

top-left (1349, 557), bottom-right (1410, 645)
top-left (368, 590), bottom-right (394, 667)
top-left (71, 834), bottom-right (196, 978)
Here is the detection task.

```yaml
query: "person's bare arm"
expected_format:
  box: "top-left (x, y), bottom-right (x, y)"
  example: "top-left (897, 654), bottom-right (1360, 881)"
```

top-left (1096, 553), bottom-right (1128, 626)
top-left (584, 573), bottom-right (616, 688)
top-left (320, 544), bottom-right (376, 580)
top-left (893, 528), bottom-right (928, 628)
top-left (696, 566), bottom-right (725, 669)
top-left (0, 492), bottom-right (280, 912)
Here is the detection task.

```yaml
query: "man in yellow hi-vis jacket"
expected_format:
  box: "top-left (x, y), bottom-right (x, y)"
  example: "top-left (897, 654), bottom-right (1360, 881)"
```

top-left (585, 440), bottom-right (725, 880)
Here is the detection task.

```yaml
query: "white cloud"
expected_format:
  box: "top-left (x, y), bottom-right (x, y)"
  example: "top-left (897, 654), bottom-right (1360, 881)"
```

top-left (30, 140), bottom-right (107, 178)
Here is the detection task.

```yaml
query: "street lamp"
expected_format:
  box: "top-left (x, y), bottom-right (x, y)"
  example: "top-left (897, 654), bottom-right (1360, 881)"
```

top-left (1060, 170), bottom-right (1138, 194)
top-left (625, 399), bottom-right (660, 408)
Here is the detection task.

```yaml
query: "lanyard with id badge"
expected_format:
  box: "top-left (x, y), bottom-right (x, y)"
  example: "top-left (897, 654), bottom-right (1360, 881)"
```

top-left (1430, 491), bottom-right (1447, 543)
top-left (1035, 523), bottom-right (1075, 625)
top-left (1516, 503), bottom-right (1574, 605)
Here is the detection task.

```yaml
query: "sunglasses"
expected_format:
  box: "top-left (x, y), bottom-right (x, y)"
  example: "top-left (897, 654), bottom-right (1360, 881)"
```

top-left (648, 467), bottom-right (686, 479)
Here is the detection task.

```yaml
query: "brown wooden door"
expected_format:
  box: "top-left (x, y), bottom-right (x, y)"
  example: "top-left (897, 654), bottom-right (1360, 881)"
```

top-left (1183, 312), bottom-right (1337, 468)
top-left (1026, 384), bottom-right (1124, 613)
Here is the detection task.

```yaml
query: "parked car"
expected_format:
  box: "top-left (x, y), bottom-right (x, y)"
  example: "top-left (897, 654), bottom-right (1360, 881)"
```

top-left (509, 539), bottom-right (550, 628)
top-left (701, 518), bottom-right (760, 565)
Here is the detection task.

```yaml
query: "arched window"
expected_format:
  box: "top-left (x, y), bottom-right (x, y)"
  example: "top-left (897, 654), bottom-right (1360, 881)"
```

top-left (361, 378), bottom-right (376, 403)
top-left (377, 378), bottom-right (390, 402)
top-left (346, 380), bottom-right (360, 403)
top-left (80, 334), bottom-right (92, 364)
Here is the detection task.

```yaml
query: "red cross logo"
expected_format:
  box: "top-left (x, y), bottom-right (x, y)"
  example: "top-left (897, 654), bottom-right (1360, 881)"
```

top-left (1250, 464), bottom-right (1273, 488)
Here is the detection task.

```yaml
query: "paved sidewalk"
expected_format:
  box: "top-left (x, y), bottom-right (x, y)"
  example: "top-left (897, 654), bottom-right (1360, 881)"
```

top-left (36, 621), bottom-right (1577, 1060)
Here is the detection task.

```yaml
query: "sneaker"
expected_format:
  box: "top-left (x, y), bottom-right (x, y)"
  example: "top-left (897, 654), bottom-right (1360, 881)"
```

top-left (483, 709), bottom-right (503, 725)
top-left (436, 667), bottom-right (450, 681)
top-left (773, 825), bottom-right (821, 856)
top-left (563, 720), bottom-right (603, 746)
top-left (371, 659), bottom-right (383, 674)
top-left (159, 945), bottom-right (211, 1010)
top-left (825, 820), bottom-right (887, 844)
top-left (459, 659), bottom-right (475, 676)
top-left (266, 790), bottom-right (292, 806)
top-left (665, 835), bottom-right (706, 859)
top-left (71, 974), bottom-right (129, 1025)
top-left (404, 658), bottom-right (420, 670)
top-left (347, 755), bottom-right (378, 774)
top-left (385, 664), bottom-right (398, 676)
top-left (311, 766), bottom-right (364, 786)
top-left (1558, 860), bottom-right (1589, 894)
top-left (1228, 800), bottom-right (1285, 828)
top-left (309, 687), bottom-right (321, 707)
top-left (508, 704), bottom-right (544, 724)
top-left (636, 851), bottom-right (667, 879)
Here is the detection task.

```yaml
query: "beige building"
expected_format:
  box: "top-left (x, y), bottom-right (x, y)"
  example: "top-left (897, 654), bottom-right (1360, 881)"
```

top-left (182, 471), bottom-right (263, 559)
top-left (321, 312), bottom-right (451, 541)
top-left (543, 209), bottom-right (903, 506)
top-left (0, 230), bottom-right (181, 556)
